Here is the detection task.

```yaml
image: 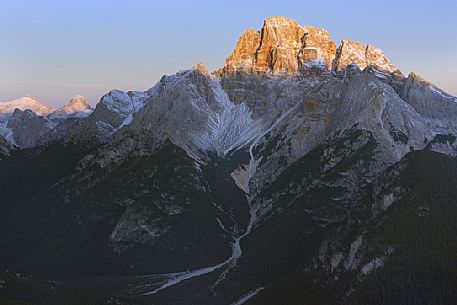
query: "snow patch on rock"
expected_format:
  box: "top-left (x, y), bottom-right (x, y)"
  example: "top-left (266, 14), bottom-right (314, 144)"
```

top-left (344, 234), bottom-right (364, 270)
top-left (381, 193), bottom-right (395, 211)
top-left (361, 257), bottom-right (386, 275)
top-left (331, 252), bottom-right (344, 272)
top-left (230, 287), bottom-right (265, 305)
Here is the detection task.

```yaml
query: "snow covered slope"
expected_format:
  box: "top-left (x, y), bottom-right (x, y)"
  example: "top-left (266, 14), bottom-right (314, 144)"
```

top-left (0, 96), bottom-right (54, 121)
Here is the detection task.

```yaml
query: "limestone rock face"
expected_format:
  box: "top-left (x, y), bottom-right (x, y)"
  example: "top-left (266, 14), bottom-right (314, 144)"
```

top-left (223, 28), bottom-right (261, 74)
top-left (69, 89), bottom-right (153, 141)
top-left (333, 39), bottom-right (398, 73)
top-left (94, 90), bottom-right (136, 129)
top-left (254, 17), bottom-right (305, 74)
top-left (299, 26), bottom-right (337, 69)
top-left (221, 72), bottom-right (434, 197)
top-left (222, 16), bottom-right (336, 75)
top-left (222, 17), bottom-right (400, 76)
top-left (120, 65), bottom-right (264, 159)
top-left (401, 72), bottom-right (457, 129)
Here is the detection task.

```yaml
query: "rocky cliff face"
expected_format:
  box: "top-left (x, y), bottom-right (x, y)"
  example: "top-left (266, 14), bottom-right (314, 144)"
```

top-left (333, 39), bottom-right (398, 73)
top-left (67, 89), bottom-right (154, 143)
top-left (222, 16), bottom-right (336, 75)
top-left (6, 109), bottom-right (51, 148)
top-left (401, 72), bottom-right (457, 128)
top-left (221, 16), bottom-right (398, 76)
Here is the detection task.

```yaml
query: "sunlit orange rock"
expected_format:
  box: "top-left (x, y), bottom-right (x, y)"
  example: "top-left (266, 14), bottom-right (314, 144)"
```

top-left (223, 16), bottom-right (336, 75)
top-left (333, 39), bottom-right (398, 73)
top-left (222, 16), bottom-right (399, 76)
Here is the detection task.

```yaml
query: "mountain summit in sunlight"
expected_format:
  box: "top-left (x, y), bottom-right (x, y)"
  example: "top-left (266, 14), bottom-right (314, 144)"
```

top-left (220, 16), bottom-right (398, 75)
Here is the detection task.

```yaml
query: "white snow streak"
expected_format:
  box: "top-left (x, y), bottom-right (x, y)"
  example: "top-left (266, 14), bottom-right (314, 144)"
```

top-left (230, 287), bottom-right (265, 305)
top-left (142, 261), bottom-right (228, 295)
top-left (190, 77), bottom-right (264, 156)
top-left (211, 202), bottom-right (261, 290)
top-left (142, 199), bottom-right (261, 296)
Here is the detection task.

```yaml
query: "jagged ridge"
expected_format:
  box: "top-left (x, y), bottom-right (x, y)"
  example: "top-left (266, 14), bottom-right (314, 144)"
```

top-left (221, 16), bottom-right (399, 75)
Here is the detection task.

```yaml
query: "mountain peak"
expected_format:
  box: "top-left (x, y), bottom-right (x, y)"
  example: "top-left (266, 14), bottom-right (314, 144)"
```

top-left (263, 16), bottom-right (301, 27)
top-left (64, 95), bottom-right (91, 112)
top-left (0, 96), bottom-right (54, 120)
top-left (333, 39), bottom-right (398, 73)
top-left (51, 95), bottom-right (92, 118)
top-left (192, 63), bottom-right (210, 75)
top-left (23, 95), bottom-right (42, 102)
top-left (222, 16), bottom-right (397, 76)
top-left (222, 16), bottom-right (335, 75)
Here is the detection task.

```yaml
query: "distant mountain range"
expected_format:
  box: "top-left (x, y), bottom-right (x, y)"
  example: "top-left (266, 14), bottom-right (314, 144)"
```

top-left (0, 95), bottom-right (93, 148)
top-left (1, 16), bottom-right (456, 305)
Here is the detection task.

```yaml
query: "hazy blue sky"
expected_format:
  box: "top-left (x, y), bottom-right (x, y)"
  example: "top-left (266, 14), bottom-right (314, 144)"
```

top-left (1, 0), bottom-right (456, 106)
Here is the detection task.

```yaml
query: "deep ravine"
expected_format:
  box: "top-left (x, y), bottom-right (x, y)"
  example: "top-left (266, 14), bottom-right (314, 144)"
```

top-left (139, 109), bottom-right (283, 296)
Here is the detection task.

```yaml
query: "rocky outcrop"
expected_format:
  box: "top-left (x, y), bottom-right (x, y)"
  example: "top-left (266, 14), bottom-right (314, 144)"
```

top-left (222, 28), bottom-right (261, 74)
top-left (68, 88), bottom-right (154, 142)
top-left (91, 90), bottom-right (137, 131)
top-left (333, 39), bottom-right (398, 73)
top-left (6, 109), bottom-right (51, 148)
top-left (401, 72), bottom-right (457, 129)
top-left (299, 26), bottom-right (337, 69)
top-left (222, 16), bottom-right (336, 75)
top-left (222, 16), bottom-right (400, 76)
